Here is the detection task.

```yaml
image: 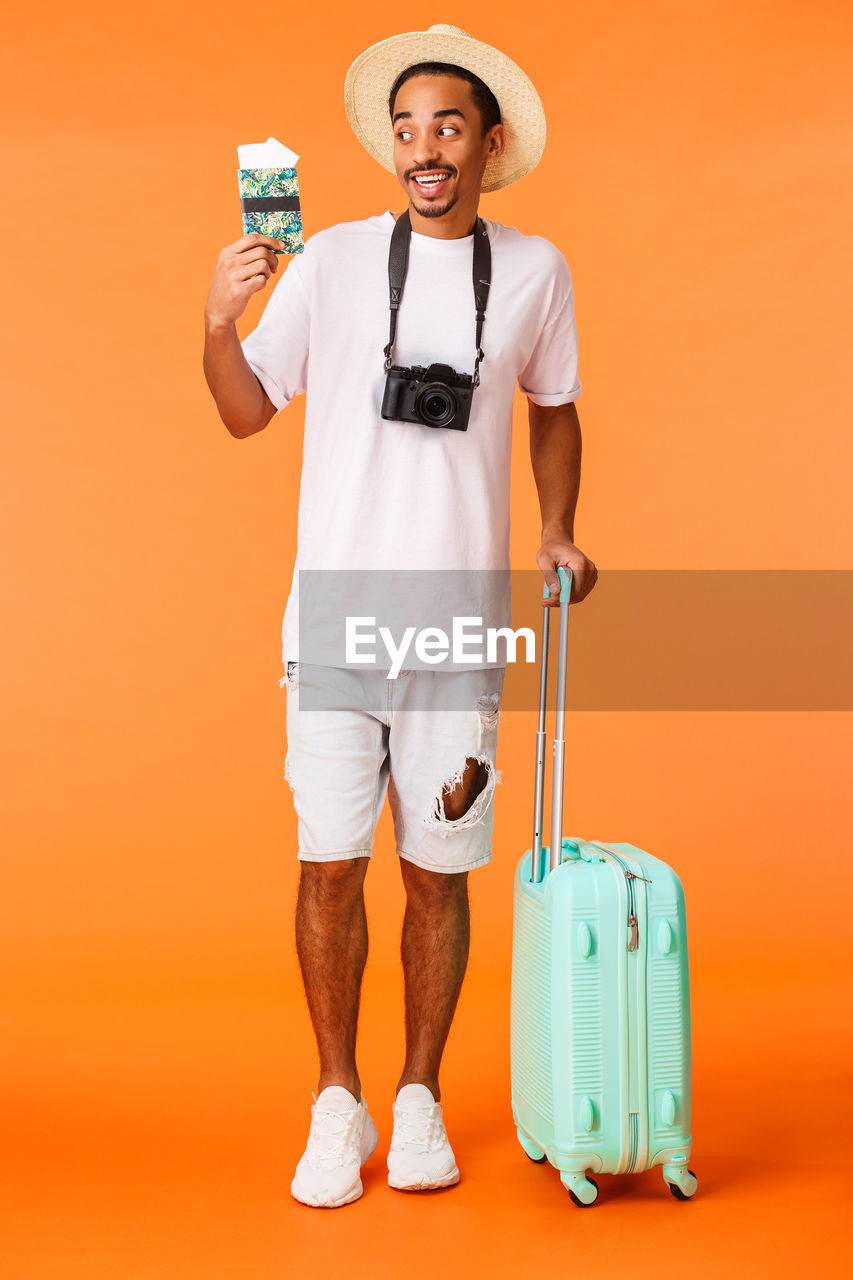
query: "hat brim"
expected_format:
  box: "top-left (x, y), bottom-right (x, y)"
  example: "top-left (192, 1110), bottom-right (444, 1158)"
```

top-left (344, 29), bottom-right (546, 194)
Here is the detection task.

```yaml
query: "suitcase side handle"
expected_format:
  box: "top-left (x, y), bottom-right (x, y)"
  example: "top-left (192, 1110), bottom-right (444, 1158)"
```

top-left (532, 566), bottom-right (573, 884)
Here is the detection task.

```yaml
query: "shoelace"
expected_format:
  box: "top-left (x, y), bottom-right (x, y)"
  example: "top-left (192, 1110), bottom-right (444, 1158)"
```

top-left (306, 1098), bottom-right (362, 1167)
top-left (392, 1102), bottom-right (444, 1152)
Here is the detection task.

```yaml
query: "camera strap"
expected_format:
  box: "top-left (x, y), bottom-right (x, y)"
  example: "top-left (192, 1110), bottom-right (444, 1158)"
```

top-left (383, 209), bottom-right (492, 388)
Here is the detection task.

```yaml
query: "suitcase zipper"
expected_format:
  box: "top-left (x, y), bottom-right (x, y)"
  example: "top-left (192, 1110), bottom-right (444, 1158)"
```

top-left (585, 844), bottom-right (651, 1175)
top-left (587, 844), bottom-right (652, 951)
top-left (627, 1112), bottom-right (639, 1173)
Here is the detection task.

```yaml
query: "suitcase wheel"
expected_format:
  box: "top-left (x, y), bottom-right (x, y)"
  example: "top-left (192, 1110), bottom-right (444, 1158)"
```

top-left (516, 1126), bottom-right (547, 1163)
top-left (561, 1173), bottom-right (599, 1206)
top-left (664, 1167), bottom-right (698, 1200)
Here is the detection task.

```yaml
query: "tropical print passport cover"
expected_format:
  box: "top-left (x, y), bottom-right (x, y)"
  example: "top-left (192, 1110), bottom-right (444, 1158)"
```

top-left (237, 165), bottom-right (303, 254)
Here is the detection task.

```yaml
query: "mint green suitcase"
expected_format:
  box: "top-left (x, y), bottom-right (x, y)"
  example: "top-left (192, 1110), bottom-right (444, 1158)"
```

top-left (510, 568), bottom-right (698, 1206)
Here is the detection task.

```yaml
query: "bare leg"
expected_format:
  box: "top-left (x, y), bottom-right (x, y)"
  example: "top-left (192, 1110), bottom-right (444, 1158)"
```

top-left (394, 757), bottom-right (490, 1102)
top-left (395, 859), bottom-right (470, 1104)
top-left (295, 858), bottom-right (369, 1101)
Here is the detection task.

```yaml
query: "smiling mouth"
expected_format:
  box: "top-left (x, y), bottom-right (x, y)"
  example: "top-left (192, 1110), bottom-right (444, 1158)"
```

top-left (410, 170), bottom-right (453, 193)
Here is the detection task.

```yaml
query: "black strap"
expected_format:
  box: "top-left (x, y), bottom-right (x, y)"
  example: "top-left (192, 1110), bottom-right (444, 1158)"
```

top-left (385, 209), bottom-right (413, 365)
top-left (384, 210), bottom-right (492, 388)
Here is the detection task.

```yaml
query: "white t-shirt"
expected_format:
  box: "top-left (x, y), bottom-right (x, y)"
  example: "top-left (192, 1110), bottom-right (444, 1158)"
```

top-left (240, 210), bottom-right (581, 669)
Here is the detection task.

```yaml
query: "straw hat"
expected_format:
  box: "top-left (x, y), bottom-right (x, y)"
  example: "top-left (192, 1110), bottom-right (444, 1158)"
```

top-left (344, 24), bottom-right (546, 193)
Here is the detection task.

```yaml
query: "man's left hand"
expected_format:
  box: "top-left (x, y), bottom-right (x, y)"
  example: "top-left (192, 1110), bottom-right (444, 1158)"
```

top-left (537, 537), bottom-right (598, 606)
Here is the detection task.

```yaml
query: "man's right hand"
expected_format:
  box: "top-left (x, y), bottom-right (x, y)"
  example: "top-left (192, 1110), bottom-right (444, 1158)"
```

top-left (205, 232), bottom-right (289, 329)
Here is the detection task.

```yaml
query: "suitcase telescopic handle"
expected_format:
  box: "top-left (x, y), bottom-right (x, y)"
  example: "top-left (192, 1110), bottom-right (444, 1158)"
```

top-left (531, 566), bottom-right (573, 884)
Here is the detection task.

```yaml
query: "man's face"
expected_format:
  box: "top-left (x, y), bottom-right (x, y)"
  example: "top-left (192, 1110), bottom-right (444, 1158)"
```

top-left (391, 74), bottom-right (502, 219)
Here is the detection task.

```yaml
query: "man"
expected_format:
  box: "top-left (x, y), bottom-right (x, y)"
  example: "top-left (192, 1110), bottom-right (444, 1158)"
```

top-left (203, 24), bottom-right (597, 1209)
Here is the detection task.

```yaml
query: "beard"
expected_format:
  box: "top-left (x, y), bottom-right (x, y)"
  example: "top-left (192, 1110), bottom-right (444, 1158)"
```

top-left (406, 167), bottom-right (459, 219)
top-left (410, 189), bottom-right (459, 219)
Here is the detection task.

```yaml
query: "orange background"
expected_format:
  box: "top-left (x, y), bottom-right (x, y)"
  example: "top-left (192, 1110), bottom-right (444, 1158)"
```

top-left (3, 0), bottom-right (852, 1274)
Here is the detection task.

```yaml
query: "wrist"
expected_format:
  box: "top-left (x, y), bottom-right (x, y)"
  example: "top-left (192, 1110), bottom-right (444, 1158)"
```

top-left (204, 313), bottom-right (237, 337)
top-left (541, 524), bottom-right (575, 544)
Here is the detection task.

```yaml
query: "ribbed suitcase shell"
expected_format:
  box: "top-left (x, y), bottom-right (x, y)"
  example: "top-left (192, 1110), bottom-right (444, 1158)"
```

top-left (510, 567), bottom-right (697, 1204)
top-left (511, 837), bottom-right (696, 1202)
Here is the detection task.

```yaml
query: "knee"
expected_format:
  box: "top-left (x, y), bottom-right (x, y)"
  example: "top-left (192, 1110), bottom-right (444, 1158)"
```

top-left (401, 858), bottom-right (468, 905)
top-left (299, 857), bottom-right (368, 906)
top-left (424, 753), bottom-right (500, 837)
top-left (440, 756), bottom-right (490, 821)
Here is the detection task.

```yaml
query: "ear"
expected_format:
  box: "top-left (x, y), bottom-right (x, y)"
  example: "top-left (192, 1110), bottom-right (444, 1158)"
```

top-left (486, 123), bottom-right (506, 159)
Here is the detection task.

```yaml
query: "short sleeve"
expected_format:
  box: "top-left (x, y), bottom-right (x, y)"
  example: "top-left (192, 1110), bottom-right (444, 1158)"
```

top-left (518, 255), bottom-right (582, 407)
top-left (240, 252), bottom-right (311, 412)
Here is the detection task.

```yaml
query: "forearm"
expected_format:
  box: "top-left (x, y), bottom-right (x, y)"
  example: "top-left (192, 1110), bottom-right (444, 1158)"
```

top-left (203, 319), bottom-right (269, 439)
top-left (528, 400), bottom-right (582, 540)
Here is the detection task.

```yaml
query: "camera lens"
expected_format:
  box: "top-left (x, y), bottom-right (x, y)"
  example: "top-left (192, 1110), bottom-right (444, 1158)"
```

top-left (425, 392), bottom-right (448, 417)
top-left (416, 382), bottom-right (457, 428)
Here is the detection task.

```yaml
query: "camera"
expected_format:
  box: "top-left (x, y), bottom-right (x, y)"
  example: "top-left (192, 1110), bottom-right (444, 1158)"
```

top-left (381, 362), bottom-right (474, 432)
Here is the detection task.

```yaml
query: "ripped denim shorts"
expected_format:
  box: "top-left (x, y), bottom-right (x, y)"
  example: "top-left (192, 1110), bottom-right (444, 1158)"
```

top-left (277, 661), bottom-right (505, 874)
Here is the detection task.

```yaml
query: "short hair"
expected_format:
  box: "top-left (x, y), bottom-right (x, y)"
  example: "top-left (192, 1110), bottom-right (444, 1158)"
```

top-left (388, 61), bottom-right (502, 136)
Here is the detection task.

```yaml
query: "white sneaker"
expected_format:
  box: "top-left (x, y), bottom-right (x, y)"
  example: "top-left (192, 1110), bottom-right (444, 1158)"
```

top-left (291, 1085), bottom-right (379, 1208)
top-left (387, 1083), bottom-right (460, 1190)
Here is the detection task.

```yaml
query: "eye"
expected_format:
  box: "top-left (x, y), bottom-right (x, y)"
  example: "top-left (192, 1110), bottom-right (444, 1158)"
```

top-left (395, 124), bottom-right (458, 142)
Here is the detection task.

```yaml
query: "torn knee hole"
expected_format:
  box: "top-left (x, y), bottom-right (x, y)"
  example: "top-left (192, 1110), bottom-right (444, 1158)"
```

top-left (424, 753), bottom-right (502, 836)
top-left (442, 756), bottom-right (489, 821)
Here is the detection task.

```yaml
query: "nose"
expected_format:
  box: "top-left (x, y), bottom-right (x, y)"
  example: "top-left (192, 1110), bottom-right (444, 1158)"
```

top-left (410, 133), bottom-right (444, 170)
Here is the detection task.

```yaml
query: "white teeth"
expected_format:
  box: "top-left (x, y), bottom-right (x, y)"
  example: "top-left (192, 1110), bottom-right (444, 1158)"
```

top-left (414, 174), bottom-right (446, 184)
